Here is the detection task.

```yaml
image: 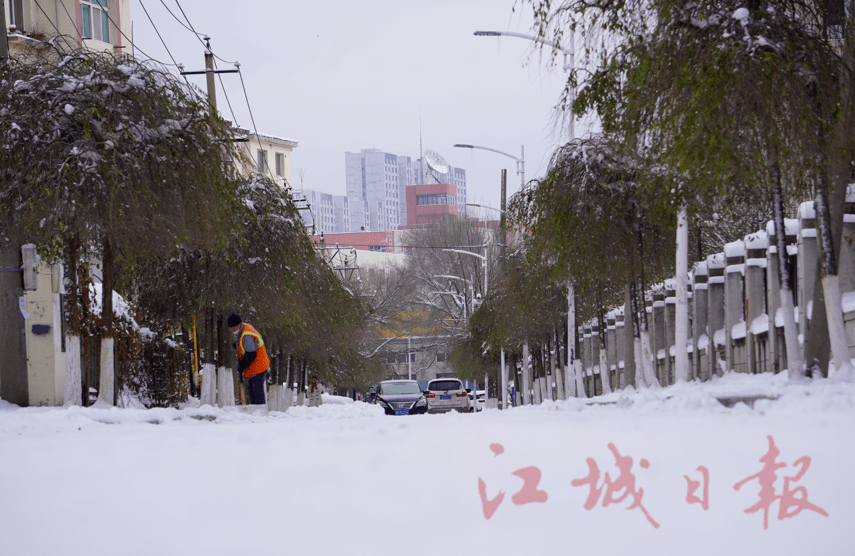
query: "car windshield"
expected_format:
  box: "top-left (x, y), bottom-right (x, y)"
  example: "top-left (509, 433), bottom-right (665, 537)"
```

top-left (379, 383), bottom-right (421, 395)
top-left (428, 380), bottom-right (462, 391)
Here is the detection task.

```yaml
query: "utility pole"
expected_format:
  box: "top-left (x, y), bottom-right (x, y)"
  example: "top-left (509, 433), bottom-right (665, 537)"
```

top-left (179, 37), bottom-right (238, 117)
top-left (499, 169), bottom-right (507, 410)
top-left (204, 37), bottom-right (216, 110)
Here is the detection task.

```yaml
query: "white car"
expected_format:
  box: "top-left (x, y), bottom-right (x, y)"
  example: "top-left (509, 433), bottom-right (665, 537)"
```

top-left (468, 390), bottom-right (484, 412)
top-left (425, 378), bottom-right (470, 413)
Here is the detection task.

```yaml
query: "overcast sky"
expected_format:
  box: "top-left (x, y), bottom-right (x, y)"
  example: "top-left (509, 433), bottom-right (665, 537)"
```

top-left (128, 0), bottom-right (575, 212)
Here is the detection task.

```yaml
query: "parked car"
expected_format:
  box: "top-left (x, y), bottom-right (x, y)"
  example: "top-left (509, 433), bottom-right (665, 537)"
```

top-left (373, 380), bottom-right (427, 415)
top-left (424, 378), bottom-right (470, 414)
top-left (468, 390), bottom-right (484, 412)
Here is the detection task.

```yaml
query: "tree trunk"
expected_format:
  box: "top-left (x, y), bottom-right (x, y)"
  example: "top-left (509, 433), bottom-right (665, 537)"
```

top-left (98, 235), bottom-right (115, 406)
top-left (598, 313), bottom-right (612, 395)
top-left (0, 244), bottom-right (27, 406)
top-left (636, 231), bottom-right (659, 388)
top-left (675, 206), bottom-right (690, 382)
top-left (769, 152), bottom-right (804, 380)
top-left (216, 313), bottom-right (235, 407)
top-left (522, 343), bottom-right (532, 404)
top-left (63, 235), bottom-right (83, 406)
top-left (813, 148), bottom-right (851, 378)
top-left (200, 309), bottom-right (217, 405)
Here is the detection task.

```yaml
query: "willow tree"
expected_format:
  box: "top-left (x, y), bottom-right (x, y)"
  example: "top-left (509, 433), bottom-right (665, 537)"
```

top-left (127, 173), bottom-right (366, 405)
top-left (509, 136), bottom-right (674, 390)
top-left (524, 0), bottom-right (855, 378)
top-left (0, 51), bottom-right (243, 405)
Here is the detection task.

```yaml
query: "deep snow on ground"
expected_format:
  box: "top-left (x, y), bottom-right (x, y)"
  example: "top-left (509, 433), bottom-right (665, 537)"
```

top-left (1, 372), bottom-right (853, 556)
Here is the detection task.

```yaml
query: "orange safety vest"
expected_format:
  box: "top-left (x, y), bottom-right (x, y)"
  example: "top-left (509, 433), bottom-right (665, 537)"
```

top-left (237, 323), bottom-right (269, 379)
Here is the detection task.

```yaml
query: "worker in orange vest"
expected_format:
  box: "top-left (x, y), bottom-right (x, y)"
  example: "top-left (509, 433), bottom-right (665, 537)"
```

top-left (228, 313), bottom-right (270, 406)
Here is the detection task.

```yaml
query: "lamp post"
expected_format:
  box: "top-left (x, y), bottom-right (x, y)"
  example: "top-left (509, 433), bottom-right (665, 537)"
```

top-left (442, 247), bottom-right (488, 302)
top-left (474, 30), bottom-right (575, 72)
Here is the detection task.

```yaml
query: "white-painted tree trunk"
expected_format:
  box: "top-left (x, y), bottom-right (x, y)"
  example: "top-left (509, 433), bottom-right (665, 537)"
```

top-left (565, 363), bottom-right (575, 398)
top-left (533, 377), bottom-right (541, 404)
top-left (98, 337), bottom-right (114, 405)
top-left (566, 282), bottom-right (576, 398)
top-left (822, 274), bottom-right (854, 381)
top-left (574, 360), bottom-right (587, 399)
top-left (500, 349), bottom-right (508, 410)
top-left (780, 284), bottom-right (804, 380)
top-left (633, 337), bottom-right (646, 389)
top-left (63, 334), bottom-right (82, 406)
top-left (200, 363), bottom-right (216, 406)
top-left (553, 330), bottom-right (565, 400)
top-left (522, 343), bottom-right (532, 405)
top-left (217, 365), bottom-right (235, 407)
top-left (675, 206), bottom-right (690, 382)
top-left (599, 347), bottom-right (612, 394)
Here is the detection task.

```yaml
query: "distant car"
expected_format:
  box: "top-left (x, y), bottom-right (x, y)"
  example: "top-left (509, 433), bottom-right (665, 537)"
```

top-left (425, 378), bottom-right (470, 414)
top-left (468, 390), bottom-right (484, 412)
top-left (373, 380), bottom-right (427, 415)
top-left (475, 390), bottom-right (486, 409)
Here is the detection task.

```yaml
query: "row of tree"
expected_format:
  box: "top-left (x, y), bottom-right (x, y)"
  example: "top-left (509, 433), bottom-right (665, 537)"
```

top-left (425, 0), bottom-right (854, 397)
top-left (0, 47), bottom-right (370, 406)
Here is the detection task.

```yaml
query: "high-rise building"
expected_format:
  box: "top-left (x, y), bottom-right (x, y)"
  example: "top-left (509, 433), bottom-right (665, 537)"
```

top-left (345, 149), bottom-right (466, 232)
top-left (297, 189), bottom-right (349, 234)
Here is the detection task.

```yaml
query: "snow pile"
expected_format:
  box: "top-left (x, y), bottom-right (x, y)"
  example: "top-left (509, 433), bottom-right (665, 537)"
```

top-left (278, 402), bottom-right (383, 420)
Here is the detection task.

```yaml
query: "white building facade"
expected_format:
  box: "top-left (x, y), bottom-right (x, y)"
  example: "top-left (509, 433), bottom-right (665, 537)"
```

top-left (345, 149), bottom-right (467, 233)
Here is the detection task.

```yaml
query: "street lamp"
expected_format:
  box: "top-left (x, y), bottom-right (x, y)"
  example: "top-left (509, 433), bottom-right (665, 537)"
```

top-left (442, 247), bottom-right (488, 301)
top-left (474, 30), bottom-right (575, 72)
top-left (454, 144), bottom-right (525, 193)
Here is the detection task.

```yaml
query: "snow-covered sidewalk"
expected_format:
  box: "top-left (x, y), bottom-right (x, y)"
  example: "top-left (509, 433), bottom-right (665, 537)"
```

top-left (2, 372), bottom-right (853, 555)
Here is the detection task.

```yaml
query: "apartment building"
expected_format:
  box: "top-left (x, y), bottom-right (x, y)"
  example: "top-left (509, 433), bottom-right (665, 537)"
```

top-left (234, 127), bottom-right (298, 191)
top-left (296, 189), bottom-right (350, 235)
top-left (5, 0), bottom-right (132, 58)
top-left (345, 148), bottom-right (467, 233)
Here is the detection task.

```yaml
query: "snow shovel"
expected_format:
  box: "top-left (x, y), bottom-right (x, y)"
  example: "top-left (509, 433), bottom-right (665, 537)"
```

top-left (239, 377), bottom-right (247, 406)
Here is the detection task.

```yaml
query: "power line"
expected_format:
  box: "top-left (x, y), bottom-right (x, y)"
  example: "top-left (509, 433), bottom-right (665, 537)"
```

top-left (173, 0), bottom-right (236, 65)
top-left (137, 0), bottom-right (187, 79)
top-left (95, 0), bottom-right (181, 67)
top-left (56, 0), bottom-right (83, 41)
top-left (237, 65), bottom-right (280, 185)
top-left (30, 0), bottom-right (63, 38)
top-left (213, 57), bottom-right (240, 127)
top-left (157, 0), bottom-right (204, 37)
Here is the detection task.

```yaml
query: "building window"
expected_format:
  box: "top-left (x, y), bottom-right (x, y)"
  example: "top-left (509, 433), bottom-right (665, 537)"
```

top-left (81, 0), bottom-right (110, 42)
top-left (275, 153), bottom-right (284, 176)
top-left (256, 149), bottom-right (268, 173)
top-left (397, 353), bottom-right (415, 363)
top-left (416, 194), bottom-right (450, 206)
top-left (436, 353), bottom-right (446, 362)
top-left (8, 0), bottom-right (25, 32)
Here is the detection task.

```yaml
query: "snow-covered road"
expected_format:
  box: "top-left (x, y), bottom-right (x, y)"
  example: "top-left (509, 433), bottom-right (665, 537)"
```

top-left (2, 372), bottom-right (853, 556)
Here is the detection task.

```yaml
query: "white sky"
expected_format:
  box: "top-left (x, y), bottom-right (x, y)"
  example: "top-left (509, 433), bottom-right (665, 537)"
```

top-left (127, 0), bottom-right (574, 212)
